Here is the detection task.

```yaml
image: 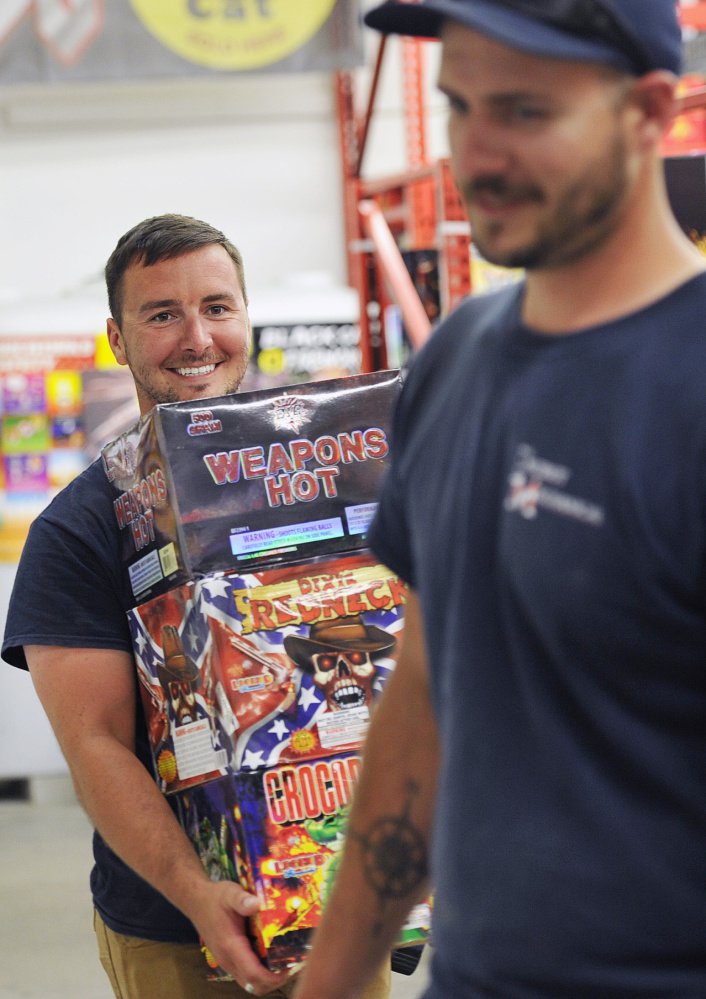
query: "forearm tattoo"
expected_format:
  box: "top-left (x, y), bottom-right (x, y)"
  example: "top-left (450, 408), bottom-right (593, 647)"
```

top-left (348, 779), bottom-right (428, 937)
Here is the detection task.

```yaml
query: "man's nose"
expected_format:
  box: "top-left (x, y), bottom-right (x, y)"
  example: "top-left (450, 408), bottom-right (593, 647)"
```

top-left (181, 313), bottom-right (213, 351)
top-left (454, 119), bottom-right (510, 177)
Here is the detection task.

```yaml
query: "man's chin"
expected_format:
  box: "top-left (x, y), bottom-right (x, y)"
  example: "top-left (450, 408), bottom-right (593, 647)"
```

top-left (151, 364), bottom-right (247, 405)
top-left (182, 380), bottom-right (215, 396)
top-left (473, 235), bottom-right (545, 272)
top-left (173, 371), bottom-right (232, 397)
top-left (183, 378), bottom-right (247, 401)
top-left (476, 249), bottom-right (525, 271)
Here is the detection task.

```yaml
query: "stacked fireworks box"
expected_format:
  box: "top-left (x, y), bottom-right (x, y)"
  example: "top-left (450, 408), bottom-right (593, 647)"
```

top-left (101, 371), bottom-right (431, 973)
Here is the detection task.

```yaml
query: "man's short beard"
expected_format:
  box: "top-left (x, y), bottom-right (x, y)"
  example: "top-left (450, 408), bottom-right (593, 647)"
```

top-left (128, 344), bottom-right (250, 410)
top-left (468, 130), bottom-right (629, 273)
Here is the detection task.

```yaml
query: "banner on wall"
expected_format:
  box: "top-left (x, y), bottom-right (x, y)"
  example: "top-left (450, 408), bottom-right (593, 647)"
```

top-left (250, 320), bottom-right (362, 388)
top-left (0, 0), bottom-right (362, 84)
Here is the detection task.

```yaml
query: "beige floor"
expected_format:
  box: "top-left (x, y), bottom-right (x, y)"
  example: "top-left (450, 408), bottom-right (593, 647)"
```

top-left (0, 776), bottom-right (430, 999)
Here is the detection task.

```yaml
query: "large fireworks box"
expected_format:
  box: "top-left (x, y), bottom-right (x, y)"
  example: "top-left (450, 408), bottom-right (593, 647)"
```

top-left (102, 370), bottom-right (401, 607)
top-left (128, 550), bottom-right (407, 794)
top-left (176, 756), bottom-right (432, 973)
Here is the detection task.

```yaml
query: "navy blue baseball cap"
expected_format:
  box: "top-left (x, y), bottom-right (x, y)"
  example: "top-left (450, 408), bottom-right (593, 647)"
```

top-left (363, 0), bottom-right (683, 76)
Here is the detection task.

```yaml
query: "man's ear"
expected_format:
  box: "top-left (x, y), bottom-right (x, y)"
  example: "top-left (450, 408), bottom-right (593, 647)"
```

top-left (106, 318), bottom-right (128, 366)
top-left (629, 70), bottom-right (680, 149)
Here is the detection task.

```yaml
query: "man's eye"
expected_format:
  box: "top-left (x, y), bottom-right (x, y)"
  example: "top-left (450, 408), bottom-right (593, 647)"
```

top-left (508, 105), bottom-right (548, 122)
top-left (150, 312), bottom-right (173, 323)
top-left (208, 304), bottom-right (229, 316)
top-left (445, 95), bottom-right (468, 116)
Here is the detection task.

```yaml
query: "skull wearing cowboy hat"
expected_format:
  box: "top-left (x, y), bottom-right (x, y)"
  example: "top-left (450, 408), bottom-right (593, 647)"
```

top-left (284, 615), bottom-right (396, 712)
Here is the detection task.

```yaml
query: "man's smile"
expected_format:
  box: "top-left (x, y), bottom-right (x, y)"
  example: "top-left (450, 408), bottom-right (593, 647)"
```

top-left (171, 362), bottom-right (218, 377)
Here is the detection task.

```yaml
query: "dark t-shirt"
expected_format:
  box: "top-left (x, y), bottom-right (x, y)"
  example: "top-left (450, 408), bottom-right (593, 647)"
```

top-left (369, 275), bottom-right (706, 997)
top-left (2, 458), bottom-right (196, 942)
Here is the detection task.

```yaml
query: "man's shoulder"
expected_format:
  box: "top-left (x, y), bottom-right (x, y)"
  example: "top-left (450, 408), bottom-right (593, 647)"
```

top-left (645, 270), bottom-right (706, 330)
top-left (403, 283), bottom-right (522, 396)
top-left (437, 282), bottom-right (523, 337)
top-left (26, 455), bottom-right (118, 566)
top-left (38, 456), bottom-right (111, 522)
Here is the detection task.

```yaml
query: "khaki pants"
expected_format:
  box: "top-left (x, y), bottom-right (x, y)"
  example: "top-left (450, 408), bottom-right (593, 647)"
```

top-left (95, 910), bottom-right (391, 999)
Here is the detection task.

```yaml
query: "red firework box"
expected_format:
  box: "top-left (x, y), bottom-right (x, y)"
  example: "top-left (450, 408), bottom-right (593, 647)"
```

top-left (128, 550), bottom-right (407, 794)
top-left (175, 755), bottom-right (433, 973)
top-left (102, 370), bottom-right (401, 608)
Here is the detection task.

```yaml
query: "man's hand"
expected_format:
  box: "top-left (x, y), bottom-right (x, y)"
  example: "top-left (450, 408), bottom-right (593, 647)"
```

top-left (26, 645), bottom-right (292, 996)
top-left (190, 879), bottom-right (294, 996)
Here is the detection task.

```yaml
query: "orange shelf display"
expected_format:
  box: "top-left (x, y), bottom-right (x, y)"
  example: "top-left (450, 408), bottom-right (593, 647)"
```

top-left (334, 28), bottom-right (470, 370)
top-left (338, 2), bottom-right (704, 370)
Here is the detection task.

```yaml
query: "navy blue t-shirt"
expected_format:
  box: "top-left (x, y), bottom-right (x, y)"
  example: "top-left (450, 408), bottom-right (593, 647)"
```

top-left (2, 458), bottom-right (197, 943)
top-left (369, 274), bottom-right (706, 997)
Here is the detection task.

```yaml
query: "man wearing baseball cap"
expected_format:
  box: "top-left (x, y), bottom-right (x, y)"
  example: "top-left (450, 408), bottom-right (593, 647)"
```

top-left (295, 1), bottom-right (706, 997)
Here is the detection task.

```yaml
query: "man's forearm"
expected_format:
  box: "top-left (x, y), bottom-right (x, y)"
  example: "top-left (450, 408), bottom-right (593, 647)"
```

top-left (70, 729), bottom-right (213, 913)
top-left (294, 614), bottom-right (440, 999)
top-left (71, 731), bottom-right (290, 990)
top-left (296, 779), bottom-right (433, 999)
top-left (27, 644), bottom-right (289, 991)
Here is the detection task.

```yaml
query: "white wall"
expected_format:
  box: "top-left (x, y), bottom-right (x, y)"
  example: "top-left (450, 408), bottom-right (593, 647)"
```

top-left (0, 15), bottom-right (449, 778)
top-left (0, 564), bottom-right (67, 779)
top-left (0, 73), bottom-right (350, 307)
top-left (0, 25), bottom-right (448, 310)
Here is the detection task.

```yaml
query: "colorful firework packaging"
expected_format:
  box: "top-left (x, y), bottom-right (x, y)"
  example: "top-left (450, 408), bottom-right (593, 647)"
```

top-left (102, 370), bottom-right (401, 606)
top-left (176, 755), bottom-right (432, 974)
top-left (109, 370), bottom-right (429, 974)
top-left (128, 550), bottom-right (406, 794)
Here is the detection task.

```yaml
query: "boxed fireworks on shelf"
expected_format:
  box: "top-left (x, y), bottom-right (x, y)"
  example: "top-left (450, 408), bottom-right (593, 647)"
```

top-left (102, 369), bottom-right (402, 606)
top-left (129, 550), bottom-right (407, 794)
top-left (176, 754), bottom-right (432, 974)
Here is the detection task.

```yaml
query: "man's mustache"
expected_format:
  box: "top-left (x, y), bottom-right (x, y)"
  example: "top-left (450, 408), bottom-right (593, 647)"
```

top-left (461, 177), bottom-right (544, 204)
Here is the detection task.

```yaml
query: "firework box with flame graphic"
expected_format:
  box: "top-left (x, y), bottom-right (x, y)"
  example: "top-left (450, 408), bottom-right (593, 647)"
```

top-left (176, 755), bottom-right (432, 974)
top-left (101, 370), bottom-right (401, 607)
top-left (128, 550), bottom-right (406, 794)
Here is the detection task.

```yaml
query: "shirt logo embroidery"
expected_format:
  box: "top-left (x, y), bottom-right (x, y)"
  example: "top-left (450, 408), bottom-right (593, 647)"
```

top-left (504, 445), bottom-right (604, 526)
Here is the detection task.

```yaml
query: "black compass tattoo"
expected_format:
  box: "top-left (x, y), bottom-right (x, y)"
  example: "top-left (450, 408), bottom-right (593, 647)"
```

top-left (349, 779), bottom-right (428, 936)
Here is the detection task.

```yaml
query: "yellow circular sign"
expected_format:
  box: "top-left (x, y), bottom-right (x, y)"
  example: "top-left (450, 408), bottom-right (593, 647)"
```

top-left (130, 0), bottom-right (337, 71)
top-left (257, 347), bottom-right (285, 375)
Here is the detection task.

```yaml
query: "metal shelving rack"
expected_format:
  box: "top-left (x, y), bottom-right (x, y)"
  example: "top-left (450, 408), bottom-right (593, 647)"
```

top-left (335, 24), bottom-right (470, 370)
top-left (338, 1), bottom-right (706, 372)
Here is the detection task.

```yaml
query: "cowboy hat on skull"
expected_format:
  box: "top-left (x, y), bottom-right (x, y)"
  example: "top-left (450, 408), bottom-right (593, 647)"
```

top-left (284, 615), bottom-right (396, 669)
top-left (284, 615), bottom-right (396, 712)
